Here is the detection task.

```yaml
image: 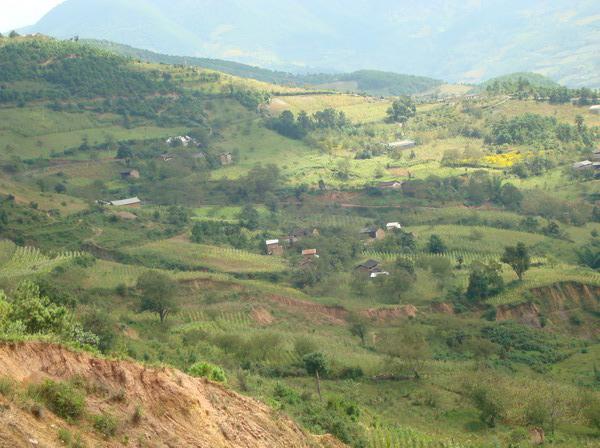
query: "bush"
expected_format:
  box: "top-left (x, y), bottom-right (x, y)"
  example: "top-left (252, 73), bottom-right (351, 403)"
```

top-left (92, 413), bottom-right (117, 437)
top-left (32, 380), bottom-right (85, 420)
top-left (188, 362), bottom-right (227, 383)
top-left (0, 376), bottom-right (15, 398)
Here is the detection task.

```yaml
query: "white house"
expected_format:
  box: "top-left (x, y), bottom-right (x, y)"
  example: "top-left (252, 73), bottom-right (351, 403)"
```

top-left (386, 222), bottom-right (402, 231)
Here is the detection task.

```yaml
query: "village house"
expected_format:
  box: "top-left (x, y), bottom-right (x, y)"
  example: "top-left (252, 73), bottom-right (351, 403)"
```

top-left (265, 239), bottom-right (283, 256)
top-left (590, 105), bottom-right (600, 115)
top-left (360, 226), bottom-right (386, 240)
top-left (356, 259), bottom-right (380, 273)
top-left (282, 228), bottom-right (320, 244)
top-left (387, 140), bottom-right (416, 150)
top-left (592, 151), bottom-right (600, 162)
top-left (377, 180), bottom-right (403, 190)
top-left (370, 269), bottom-right (390, 279)
top-left (120, 169), bottom-right (140, 180)
top-left (166, 135), bottom-right (200, 147)
top-left (386, 222), bottom-right (402, 231)
top-left (109, 197), bottom-right (141, 207)
top-left (219, 153), bottom-right (233, 166)
top-left (573, 160), bottom-right (593, 170)
top-left (302, 249), bottom-right (318, 258)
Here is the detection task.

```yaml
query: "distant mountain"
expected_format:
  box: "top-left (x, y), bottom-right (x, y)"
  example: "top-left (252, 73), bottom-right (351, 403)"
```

top-left (85, 39), bottom-right (443, 96)
top-left (22, 0), bottom-right (600, 87)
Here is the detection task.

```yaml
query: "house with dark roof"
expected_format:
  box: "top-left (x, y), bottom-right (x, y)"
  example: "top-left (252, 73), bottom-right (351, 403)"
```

top-left (360, 226), bottom-right (386, 240)
top-left (356, 259), bottom-right (380, 273)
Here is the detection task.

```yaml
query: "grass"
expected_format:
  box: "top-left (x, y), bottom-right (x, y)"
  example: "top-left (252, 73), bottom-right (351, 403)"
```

top-left (0, 105), bottom-right (187, 159)
top-left (124, 238), bottom-right (287, 274)
top-left (0, 178), bottom-right (88, 214)
top-left (269, 94), bottom-right (392, 123)
top-left (493, 99), bottom-right (600, 127)
top-left (405, 224), bottom-right (576, 261)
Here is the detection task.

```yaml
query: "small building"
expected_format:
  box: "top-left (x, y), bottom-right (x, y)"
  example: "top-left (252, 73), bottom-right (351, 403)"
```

top-left (302, 249), bottom-right (318, 258)
top-left (386, 222), bottom-right (402, 231)
top-left (593, 162), bottom-right (600, 170)
top-left (387, 140), bottom-right (416, 150)
top-left (266, 239), bottom-right (283, 256)
top-left (377, 180), bottom-right (404, 190)
top-left (370, 269), bottom-right (390, 279)
top-left (109, 197), bottom-right (141, 207)
top-left (166, 135), bottom-right (199, 147)
top-left (592, 151), bottom-right (600, 162)
top-left (219, 153), bottom-right (233, 166)
top-left (120, 169), bottom-right (140, 180)
top-left (360, 226), bottom-right (386, 240)
top-left (573, 160), bottom-right (593, 170)
top-left (590, 105), bottom-right (600, 115)
top-left (356, 259), bottom-right (380, 274)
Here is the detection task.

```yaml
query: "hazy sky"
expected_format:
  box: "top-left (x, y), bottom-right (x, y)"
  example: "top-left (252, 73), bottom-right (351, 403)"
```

top-left (1, 0), bottom-right (64, 31)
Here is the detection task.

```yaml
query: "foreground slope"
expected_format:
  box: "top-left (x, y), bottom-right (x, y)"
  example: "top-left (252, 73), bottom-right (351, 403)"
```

top-left (0, 342), bottom-right (343, 448)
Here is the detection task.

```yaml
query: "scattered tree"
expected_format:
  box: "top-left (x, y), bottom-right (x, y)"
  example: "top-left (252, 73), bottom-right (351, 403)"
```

top-left (386, 96), bottom-right (416, 124)
top-left (501, 242), bottom-right (531, 281)
top-left (137, 272), bottom-right (177, 323)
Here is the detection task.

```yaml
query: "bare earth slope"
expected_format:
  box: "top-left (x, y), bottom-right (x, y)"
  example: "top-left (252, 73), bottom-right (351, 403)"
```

top-left (0, 342), bottom-right (344, 448)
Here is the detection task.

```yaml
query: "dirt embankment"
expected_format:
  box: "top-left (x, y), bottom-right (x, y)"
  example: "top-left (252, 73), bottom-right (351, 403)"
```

top-left (496, 282), bottom-right (600, 335)
top-left (262, 295), bottom-right (417, 325)
top-left (0, 342), bottom-right (343, 448)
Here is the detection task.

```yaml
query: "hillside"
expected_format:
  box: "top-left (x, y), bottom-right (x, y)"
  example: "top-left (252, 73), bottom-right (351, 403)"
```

top-left (21, 0), bottom-right (600, 87)
top-left (84, 39), bottom-right (442, 96)
top-left (0, 342), bottom-right (343, 448)
top-left (1, 35), bottom-right (600, 448)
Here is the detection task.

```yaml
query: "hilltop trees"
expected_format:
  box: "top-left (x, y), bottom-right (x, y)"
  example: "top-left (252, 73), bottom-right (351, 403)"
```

top-left (137, 272), bottom-right (178, 323)
top-left (386, 96), bottom-right (416, 124)
top-left (501, 243), bottom-right (531, 281)
top-left (267, 108), bottom-right (350, 139)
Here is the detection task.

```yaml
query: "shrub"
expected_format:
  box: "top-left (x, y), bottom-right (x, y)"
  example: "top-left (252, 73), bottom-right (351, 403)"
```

top-left (0, 376), bottom-right (15, 398)
top-left (92, 413), bottom-right (118, 437)
top-left (188, 362), bottom-right (227, 383)
top-left (32, 380), bottom-right (85, 420)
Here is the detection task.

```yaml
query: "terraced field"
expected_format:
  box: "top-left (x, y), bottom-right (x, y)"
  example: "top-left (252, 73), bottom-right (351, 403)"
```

top-left (124, 238), bottom-right (288, 274)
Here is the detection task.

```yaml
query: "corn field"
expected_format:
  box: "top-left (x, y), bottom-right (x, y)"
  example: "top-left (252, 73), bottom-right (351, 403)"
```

top-left (0, 245), bottom-right (81, 278)
top-left (368, 427), bottom-right (472, 448)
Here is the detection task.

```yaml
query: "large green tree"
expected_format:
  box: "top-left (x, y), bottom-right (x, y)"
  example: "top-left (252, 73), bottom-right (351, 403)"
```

top-left (386, 96), bottom-right (416, 124)
top-left (137, 272), bottom-right (178, 323)
top-left (501, 242), bottom-right (531, 281)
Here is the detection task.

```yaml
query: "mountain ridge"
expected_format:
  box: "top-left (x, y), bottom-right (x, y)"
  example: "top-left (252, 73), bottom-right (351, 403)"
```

top-left (21, 0), bottom-right (600, 87)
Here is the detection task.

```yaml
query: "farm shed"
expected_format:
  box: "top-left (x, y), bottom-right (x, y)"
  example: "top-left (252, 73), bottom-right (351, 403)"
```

top-left (266, 239), bottom-right (283, 256)
top-left (387, 140), bottom-right (416, 150)
top-left (109, 197), bottom-right (141, 207)
top-left (219, 153), bottom-right (233, 166)
top-left (572, 160), bottom-right (593, 170)
top-left (120, 169), bottom-right (140, 179)
top-left (377, 180), bottom-right (403, 190)
top-left (360, 226), bottom-right (386, 240)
